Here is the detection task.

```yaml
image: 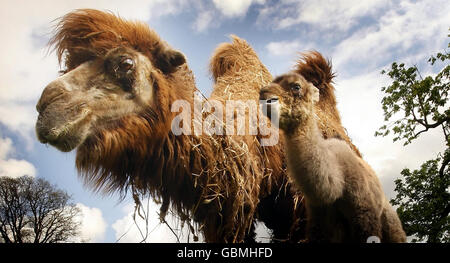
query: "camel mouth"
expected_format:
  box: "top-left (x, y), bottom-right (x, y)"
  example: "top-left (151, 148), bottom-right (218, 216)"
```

top-left (36, 107), bottom-right (92, 152)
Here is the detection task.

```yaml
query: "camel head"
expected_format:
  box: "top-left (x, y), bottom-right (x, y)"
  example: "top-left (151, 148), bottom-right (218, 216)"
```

top-left (35, 9), bottom-right (187, 153)
top-left (34, 9), bottom-right (196, 192)
top-left (260, 72), bottom-right (319, 131)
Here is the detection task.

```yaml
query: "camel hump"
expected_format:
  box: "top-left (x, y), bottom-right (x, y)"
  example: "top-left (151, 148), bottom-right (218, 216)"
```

top-left (209, 35), bottom-right (262, 81)
top-left (295, 51), bottom-right (336, 92)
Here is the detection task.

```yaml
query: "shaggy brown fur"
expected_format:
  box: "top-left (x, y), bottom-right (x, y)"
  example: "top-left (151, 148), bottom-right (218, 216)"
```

top-left (37, 9), bottom-right (295, 243)
top-left (50, 9), bottom-right (185, 74)
top-left (260, 72), bottom-right (406, 242)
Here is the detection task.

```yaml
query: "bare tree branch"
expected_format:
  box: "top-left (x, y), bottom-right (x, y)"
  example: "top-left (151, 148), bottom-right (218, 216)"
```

top-left (0, 176), bottom-right (81, 243)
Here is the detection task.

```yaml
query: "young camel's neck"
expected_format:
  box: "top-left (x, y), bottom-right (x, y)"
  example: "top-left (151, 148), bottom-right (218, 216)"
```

top-left (285, 113), bottom-right (322, 145)
top-left (283, 104), bottom-right (324, 154)
top-left (282, 108), bottom-right (344, 205)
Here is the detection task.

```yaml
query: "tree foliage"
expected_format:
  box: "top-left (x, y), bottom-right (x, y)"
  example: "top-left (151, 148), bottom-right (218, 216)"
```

top-left (376, 35), bottom-right (450, 242)
top-left (376, 50), bottom-right (450, 146)
top-left (0, 176), bottom-right (81, 243)
top-left (391, 152), bottom-right (450, 242)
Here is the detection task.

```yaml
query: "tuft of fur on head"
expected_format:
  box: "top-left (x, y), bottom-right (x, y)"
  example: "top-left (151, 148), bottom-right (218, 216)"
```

top-left (49, 9), bottom-right (185, 73)
top-left (295, 51), bottom-right (336, 106)
top-left (295, 51), bottom-right (335, 90)
top-left (209, 35), bottom-right (267, 81)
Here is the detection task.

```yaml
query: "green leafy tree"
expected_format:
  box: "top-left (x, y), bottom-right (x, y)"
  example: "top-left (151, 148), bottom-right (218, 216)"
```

top-left (0, 176), bottom-right (81, 243)
top-left (376, 36), bottom-right (450, 242)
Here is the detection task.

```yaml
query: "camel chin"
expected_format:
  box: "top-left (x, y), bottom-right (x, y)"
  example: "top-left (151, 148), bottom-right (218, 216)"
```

top-left (36, 106), bottom-right (92, 152)
top-left (43, 132), bottom-right (84, 153)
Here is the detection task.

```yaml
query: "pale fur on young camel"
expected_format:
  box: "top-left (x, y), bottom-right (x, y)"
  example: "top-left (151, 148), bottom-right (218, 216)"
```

top-left (260, 72), bottom-right (406, 242)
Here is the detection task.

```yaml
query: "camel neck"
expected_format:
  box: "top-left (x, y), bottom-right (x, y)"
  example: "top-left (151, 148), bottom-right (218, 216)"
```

top-left (282, 112), bottom-right (325, 176)
top-left (284, 114), bottom-right (322, 146)
top-left (281, 111), bottom-right (339, 205)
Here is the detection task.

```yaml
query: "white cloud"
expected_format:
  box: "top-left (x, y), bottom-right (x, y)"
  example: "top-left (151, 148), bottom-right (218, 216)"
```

top-left (0, 137), bottom-right (36, 178)
top-left (192, 10), bottom-right (215, 32)
top-left (0, 159), bottom-right (37, 179)
top-left (257, 0), bottom-right (390, 31)
top-left (0, 103), bottom-right (39, 147)
top-left (112, 199), bottom-right (202, 243)
top-left (266, 39), bottom-right (319, 57)
top-left (73, 203), bottom-right (108, 243)
top-left (213, 0), bottom-right (264, 17)
top-left (332, 0), bottom-right (450, 71)
top-left (191, 0), bottom-right (266, 32)
top-left (266, 40), bottom-right (302, 57)
top-left (0, 137), bottom-right (12, 159)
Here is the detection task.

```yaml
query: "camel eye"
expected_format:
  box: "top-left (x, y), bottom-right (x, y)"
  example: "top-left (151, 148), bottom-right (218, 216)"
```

top-left (118, 57), bottom-right (134, 74)
top-left (291, 83), bottom-right (301, 93)
top-left (106, 56), bottom-right (136, 92)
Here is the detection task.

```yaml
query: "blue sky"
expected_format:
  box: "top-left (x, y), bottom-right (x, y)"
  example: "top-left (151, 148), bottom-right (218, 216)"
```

top-left (0, 0), bottom-right (448, 242)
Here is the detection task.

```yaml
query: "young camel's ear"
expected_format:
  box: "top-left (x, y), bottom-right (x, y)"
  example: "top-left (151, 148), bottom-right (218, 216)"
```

top-left (310, 85), bottom-right (320, 104)
top-left (154, 46), bottom-right (186, 74)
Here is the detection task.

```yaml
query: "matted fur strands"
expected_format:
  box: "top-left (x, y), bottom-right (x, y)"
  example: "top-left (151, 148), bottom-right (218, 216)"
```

top-left (47, 9), bottom-right (291, 243)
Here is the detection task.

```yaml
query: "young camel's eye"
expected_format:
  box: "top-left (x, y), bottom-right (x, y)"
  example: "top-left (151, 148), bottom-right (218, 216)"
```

top-left (291, 83), bottom-right (301, 95)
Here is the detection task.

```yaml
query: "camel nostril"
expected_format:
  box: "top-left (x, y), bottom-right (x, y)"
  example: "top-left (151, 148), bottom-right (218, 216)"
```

top-left (36, 101), bottom-right (45, 114)
top-left (36, 84), bottom-right (67, 114)
top-left (36, 100), bottom-right (47, 114)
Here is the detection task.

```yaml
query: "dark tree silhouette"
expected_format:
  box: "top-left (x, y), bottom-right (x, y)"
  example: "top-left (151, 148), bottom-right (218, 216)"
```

top-left (0, 176), bottom-right (80, 243)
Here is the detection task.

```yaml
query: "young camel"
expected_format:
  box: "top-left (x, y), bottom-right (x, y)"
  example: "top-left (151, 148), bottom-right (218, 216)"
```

top-left (259, 72), bottom-right (406, 242)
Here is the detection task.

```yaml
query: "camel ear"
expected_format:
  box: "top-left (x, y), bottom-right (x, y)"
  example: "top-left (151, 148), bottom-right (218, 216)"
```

top-left (154, 48), bottom-right (186, 74)
top-left (311, 85), bottom-right (320, 104)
